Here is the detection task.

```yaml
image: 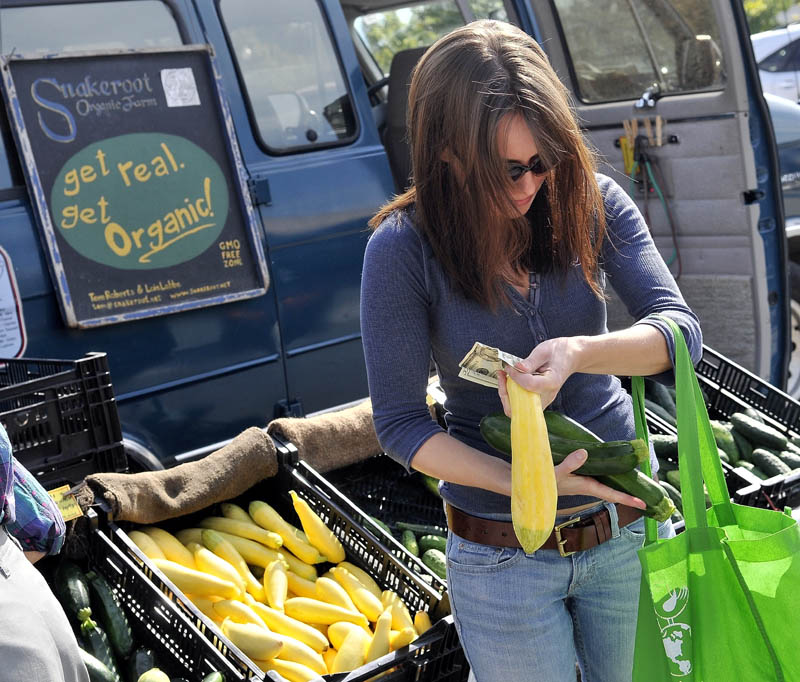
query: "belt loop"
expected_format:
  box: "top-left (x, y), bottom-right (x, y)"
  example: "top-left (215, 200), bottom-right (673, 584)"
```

top-left (605, 502), bottom-right (621, 538)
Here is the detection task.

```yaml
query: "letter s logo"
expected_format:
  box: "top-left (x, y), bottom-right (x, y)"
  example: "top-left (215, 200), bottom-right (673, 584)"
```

top-left (31, 78), bottom-right (76, 143)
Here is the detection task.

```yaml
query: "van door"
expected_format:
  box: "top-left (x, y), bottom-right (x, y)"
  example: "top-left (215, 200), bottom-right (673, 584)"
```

top-left (523, 0), bottom-right (788, 385)
top-left (194, 0), bottom-right (396, 416)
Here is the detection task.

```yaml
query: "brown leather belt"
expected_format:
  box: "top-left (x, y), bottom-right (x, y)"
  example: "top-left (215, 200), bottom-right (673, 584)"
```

top-left (445, 502), bottom-right (644, 557)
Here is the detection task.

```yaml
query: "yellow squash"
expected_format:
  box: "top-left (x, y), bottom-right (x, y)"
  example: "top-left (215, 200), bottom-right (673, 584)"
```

top-left (507, 380), bottom-right (557, 553)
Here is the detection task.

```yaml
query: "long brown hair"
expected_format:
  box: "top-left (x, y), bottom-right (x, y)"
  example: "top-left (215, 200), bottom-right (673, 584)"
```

top-left (369, 20), bottom-right (606, 308)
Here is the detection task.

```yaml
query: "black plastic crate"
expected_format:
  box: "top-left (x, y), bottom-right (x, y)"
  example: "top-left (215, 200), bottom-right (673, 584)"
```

top-left (87, 510), bottom-right (255, 680)
top-left (107, 450), bottom-right (469, 682)
top-left (693, 345), bottom-right (800, 509)
top-left (325, 453), bottom-right (447, 533)
top-left (275, 440), bottom-right (450, 602)
top-left (0, 353), bottom-right (124, 488)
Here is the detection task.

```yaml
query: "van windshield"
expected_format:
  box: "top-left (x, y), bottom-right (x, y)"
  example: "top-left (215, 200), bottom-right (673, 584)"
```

top-left (552, 0), bottom-right (726, 103)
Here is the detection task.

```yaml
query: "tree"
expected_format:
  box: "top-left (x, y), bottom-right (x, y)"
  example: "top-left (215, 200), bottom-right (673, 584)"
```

top-left (744, 0), bottom-right (793, 34)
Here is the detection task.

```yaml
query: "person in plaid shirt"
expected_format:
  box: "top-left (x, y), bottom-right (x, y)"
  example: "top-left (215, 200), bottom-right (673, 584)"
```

top-left (0, 423), bottom-right (89, 681)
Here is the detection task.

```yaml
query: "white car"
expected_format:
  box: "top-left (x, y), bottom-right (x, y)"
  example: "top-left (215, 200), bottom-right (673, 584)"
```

top-left (752, 24), bottom-right (800, 102)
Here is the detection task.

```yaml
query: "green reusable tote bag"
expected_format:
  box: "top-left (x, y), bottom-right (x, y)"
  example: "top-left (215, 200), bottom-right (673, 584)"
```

top-left (631, 317), bottom-right (800, 681)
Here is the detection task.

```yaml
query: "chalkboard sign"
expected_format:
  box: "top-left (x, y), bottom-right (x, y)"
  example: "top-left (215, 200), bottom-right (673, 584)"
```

top-left (0, 46), bottom-right (269, 327)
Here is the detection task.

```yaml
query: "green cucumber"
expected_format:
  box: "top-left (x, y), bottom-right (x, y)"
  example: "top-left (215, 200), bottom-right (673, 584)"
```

top-left (659, 480), bottom-right (683, 514)
top-left (709, 420), bottom-right (739, 464)
top-left (790, 435), bottom-right (800, 450)
top-left (644, 398), bottom-right (677, 427)
top-left (53, 560), bottom-right (92, 623)
top-left (651, 434), bottom-right (679, 459)
top-left (79, 649), bottom-right (117, 682)
top-left (401, 530), bottom-right (419, 557)
top-left (78, 608), bottom-right (121, 682)
top-left (595, 470), bottom-right (675, 522)
top-left (86, 571), bottom-right (133, 659)
top-left (420, 473), bottom-right (441, 498)
top-left (784, 440), bottom-right (800, 456)
top-left (395, 521), bottom-right (446, 537)
top-left (731, 428), bottom-right (754, 462)
top-left (743, 407), bottom-right (765, 423)
top-left (127, 647), bottom-right (156, 682)
top-left (421, 548), bottom-right (446, 579)
top-left (201, 675), bottom-right (225, 682)
top-left (750, 448), bottom-right (792, 478)
top-left (367, 516), bottom-right (392, 537)
top-left (645, 378), bottom-right (677, 417)
top-left (665, 469), bottom-right (681, 491)
top-left (418, 534), bottom-right (447, 554)
top-left (543, 411), bottom-right (601, 442)
top-left (777, 450), bottom-right (800, 470)
top-left (730, 413), bottom-right (788, 451)
top-left (480, 413), bottom-right (646, 475)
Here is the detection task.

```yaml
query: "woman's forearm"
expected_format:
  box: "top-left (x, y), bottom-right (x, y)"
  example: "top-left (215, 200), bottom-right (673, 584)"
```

top-left (568, 324), bottom-right (671, 377)
top-left (410, 432), bottom-right (512, 497)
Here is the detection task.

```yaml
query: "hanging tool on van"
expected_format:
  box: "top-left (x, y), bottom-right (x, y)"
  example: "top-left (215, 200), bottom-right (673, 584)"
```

top-left (620, 116), bottom-right (681, 279)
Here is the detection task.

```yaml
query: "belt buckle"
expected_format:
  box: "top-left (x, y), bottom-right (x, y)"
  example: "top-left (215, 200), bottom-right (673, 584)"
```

top-left (554, 516), bottom-right (581, 557)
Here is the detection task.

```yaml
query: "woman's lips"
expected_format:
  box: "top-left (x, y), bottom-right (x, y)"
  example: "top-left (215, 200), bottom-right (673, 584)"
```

top-left (514, 194), bottom-right (534, 207)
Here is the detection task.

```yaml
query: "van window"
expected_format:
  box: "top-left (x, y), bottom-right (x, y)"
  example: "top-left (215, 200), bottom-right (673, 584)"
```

top-left (0, 1), bottom-right (182, 191)
top-left (221, 0), bottom-right (357, 152)
top-left (760, 41), bottom-right (800, 73)
top-left (0, 1), bottom-right (181, 55)
top-left (552, 0), bottom-right (725, 104)
top-left (353, 0), bottom-right (508, 75)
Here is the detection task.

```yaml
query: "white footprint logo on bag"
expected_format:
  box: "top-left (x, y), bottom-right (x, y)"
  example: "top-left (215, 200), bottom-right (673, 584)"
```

top-left (655, 586), bottom-right (693, 676)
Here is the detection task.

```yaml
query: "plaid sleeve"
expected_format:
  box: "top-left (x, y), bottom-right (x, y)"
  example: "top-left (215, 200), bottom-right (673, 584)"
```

top-left (0, 428), bottom-right (13, 526)
top-left (0, 422), bottom-right (65, 555)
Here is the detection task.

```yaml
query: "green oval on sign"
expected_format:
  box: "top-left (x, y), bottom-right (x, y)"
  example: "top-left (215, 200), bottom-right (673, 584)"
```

top-left (51, 133), bottom-right (229, 270)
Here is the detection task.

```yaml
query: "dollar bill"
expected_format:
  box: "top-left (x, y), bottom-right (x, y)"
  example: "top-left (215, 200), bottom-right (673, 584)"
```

top-left (457, 341), bottom-right (524, 388)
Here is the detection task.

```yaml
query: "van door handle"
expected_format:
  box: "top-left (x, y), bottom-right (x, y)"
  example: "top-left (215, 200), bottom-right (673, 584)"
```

top-left (247, 177), bottom-right (272, 205)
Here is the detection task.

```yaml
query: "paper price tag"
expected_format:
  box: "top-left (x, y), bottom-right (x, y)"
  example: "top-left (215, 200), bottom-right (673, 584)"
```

top-left (48, 485), bottom-right (84, 522)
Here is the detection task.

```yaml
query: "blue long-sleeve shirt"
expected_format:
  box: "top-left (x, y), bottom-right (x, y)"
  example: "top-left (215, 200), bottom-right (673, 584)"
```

top-left (360, 174), bottom-right (702, 520)
top-left (0, 423), bottom-right (65, 554)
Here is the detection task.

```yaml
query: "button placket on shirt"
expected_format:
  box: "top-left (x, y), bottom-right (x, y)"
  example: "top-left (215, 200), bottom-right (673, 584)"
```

top-left (528, 272), bottom-right (548, 343)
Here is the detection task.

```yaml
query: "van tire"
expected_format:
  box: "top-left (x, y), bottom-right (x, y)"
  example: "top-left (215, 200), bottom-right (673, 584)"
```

top-left (123, 439), bottom-right (163, 472)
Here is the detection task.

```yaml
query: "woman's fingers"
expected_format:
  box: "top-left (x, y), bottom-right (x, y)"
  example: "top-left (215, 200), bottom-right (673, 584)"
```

top-left (554, 448), bottom-right (588, 475)
top-left (555, 450), bottom-right (647, 509)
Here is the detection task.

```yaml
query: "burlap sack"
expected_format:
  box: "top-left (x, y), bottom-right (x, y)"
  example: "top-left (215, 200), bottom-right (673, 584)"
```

top-left (82, 426), bottom-right (277, 524)
top-left (267, 399), bottom-right (382, 472)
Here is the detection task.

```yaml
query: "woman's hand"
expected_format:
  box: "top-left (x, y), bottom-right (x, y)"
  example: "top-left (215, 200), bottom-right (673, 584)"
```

top-left (555, 449), bottom-right (646, 509)
top-left (498, 337), bottom-right (577, 415)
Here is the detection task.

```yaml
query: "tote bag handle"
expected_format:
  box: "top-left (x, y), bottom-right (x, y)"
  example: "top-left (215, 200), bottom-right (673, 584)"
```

top-left (631, 316), bottom-right (734, 545)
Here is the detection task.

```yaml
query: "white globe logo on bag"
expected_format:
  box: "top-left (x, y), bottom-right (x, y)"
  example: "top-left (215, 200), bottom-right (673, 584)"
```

top-left (655, 586), bottom-right (693, 676)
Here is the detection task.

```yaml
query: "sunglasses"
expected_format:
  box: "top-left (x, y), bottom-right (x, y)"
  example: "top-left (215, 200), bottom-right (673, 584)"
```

top-left (507, 155), bottom-right (551, 182)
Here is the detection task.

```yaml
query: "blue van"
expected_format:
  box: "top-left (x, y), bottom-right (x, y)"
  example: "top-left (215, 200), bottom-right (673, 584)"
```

top-left (0, 0), bottom-right (789, 468)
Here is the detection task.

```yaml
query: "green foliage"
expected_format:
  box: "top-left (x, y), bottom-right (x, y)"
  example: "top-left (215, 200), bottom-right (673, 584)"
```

top-left (744, 0), bottom-right (791, 34)
top-left (358, 0), bottom-right (507, 74)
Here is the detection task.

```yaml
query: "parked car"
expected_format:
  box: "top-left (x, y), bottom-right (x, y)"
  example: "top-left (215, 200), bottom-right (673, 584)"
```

top-left (752, 23), bottom-right (800, 101)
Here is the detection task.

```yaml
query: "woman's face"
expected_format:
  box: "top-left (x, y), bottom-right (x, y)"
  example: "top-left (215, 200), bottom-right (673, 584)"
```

top-left (496, 113), bottom-right (547, 217)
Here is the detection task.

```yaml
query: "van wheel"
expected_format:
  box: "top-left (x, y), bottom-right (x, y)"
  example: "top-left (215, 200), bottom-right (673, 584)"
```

top-left (123, 439), bottom-right (164, 473)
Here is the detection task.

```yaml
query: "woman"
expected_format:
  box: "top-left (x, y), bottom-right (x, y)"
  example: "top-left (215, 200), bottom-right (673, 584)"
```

top-left (360, 20), bottom-right (701, 682)
top-left (0, 423), bottom-right (89, 682)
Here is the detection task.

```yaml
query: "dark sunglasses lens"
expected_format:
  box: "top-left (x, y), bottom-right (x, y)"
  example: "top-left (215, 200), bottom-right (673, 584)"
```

top-left (508, 165), bottom-right (527, 182)
top-left (531, 157), bottom-right (548, 175)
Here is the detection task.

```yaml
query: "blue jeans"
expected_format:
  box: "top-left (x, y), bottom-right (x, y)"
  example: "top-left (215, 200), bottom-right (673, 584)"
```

top-left (446, 503), bottom-right (674, 682)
